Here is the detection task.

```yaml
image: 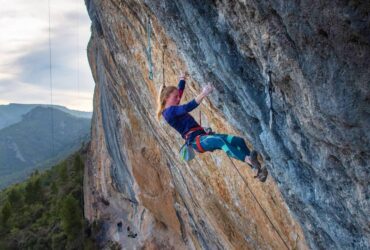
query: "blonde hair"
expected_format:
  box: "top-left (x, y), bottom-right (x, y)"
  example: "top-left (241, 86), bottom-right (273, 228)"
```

top-left (156, 85), bottom-right (178, 120)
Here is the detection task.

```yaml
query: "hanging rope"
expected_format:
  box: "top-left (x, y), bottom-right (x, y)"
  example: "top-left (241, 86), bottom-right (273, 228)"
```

top-left (258, 32), bottom-right (274, 130)
top-left (76, 2), bottom-right (82, 142)
top-left (199, 111), bottom-right (202, 127)
top-left (146, 17), bottom-right (153, 80)
top-left (48, 0), bottom-right (54, 155)
top-left (226, 155), bottom-right (290, 249)
top-left (162, 44), bottom-right (166, 87)
top-left (266, 70), bottom-right (273, 130)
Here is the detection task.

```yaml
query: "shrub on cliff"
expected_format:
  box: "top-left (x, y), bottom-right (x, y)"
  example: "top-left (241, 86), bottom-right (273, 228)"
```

top-left (0, 151), bottom-right (97, 249)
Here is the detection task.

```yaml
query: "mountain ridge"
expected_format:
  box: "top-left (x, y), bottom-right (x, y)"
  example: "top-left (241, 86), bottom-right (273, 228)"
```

top-left (0, 106), bottom-right (91, 189)
top-left (0, 103), bottom-right (92, 130)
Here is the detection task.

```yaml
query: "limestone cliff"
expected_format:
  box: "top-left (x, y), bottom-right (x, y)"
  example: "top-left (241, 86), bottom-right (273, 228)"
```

top-left (83, 0), bottom-right (369, 249)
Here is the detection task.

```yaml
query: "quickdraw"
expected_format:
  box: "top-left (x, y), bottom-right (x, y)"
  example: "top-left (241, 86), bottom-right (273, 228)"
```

top-left (146, 17), bottom-right (153, 80)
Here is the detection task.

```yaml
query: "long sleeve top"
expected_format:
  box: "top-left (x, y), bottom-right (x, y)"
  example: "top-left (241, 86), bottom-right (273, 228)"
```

top-left (162, 79), bottom-right (205, 141)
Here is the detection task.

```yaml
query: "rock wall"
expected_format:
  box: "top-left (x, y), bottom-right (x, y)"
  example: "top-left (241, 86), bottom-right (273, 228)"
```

top-left (84, 0), bottom-right (369, 249)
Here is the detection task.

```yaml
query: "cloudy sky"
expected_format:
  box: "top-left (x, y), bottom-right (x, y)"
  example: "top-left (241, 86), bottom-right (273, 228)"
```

top-left (0, 0), bottom-right (94, 111)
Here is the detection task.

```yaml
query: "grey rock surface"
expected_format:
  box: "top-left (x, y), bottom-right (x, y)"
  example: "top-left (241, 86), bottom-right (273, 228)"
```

top-left (84, 0), bottom-right (369, 249)
top-left (143, 1), bottom-right (370, 248)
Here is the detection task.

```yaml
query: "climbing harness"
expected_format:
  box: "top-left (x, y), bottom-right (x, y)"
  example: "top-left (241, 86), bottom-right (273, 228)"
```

top-left (184, 126), bottom-right (206, 141)
top-left (179, 121), bottom-right (215, 161)
top-left (226, 156), bottom-right (289, 249)
top-left (195, 135), bottom-right (206, 153)
top-left (146, 17), bottom-right (153, 80)
top-left (179, 109), bottom-right (214, 161)
top-left (180, 126), bottom-right (205, 161)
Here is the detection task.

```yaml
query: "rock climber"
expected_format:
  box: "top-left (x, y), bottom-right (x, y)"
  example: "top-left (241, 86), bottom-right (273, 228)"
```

top-left (156, 72), bottom-right (268, 182)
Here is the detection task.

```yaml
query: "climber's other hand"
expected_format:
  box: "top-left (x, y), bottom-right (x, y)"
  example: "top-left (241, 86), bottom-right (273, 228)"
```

top-left (180, 71), bottom-right (189, 79)
top-left (202, 83), bottom-right (214, 96)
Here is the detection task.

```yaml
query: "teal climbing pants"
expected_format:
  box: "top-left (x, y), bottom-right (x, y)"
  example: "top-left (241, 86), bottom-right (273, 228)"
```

top-left (190, 134), bottom-right (250, 162)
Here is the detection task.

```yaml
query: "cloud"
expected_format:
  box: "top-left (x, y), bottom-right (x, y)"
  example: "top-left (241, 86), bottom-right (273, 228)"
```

top-left (0, 79), bottom-right (93, 111)
top-left (0, 0), bottom-right (94, 111)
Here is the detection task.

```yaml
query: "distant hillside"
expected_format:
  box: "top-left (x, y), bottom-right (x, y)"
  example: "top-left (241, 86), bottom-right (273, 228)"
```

top-left (0, 106), bottom-right (91, 189)
top-left (0, 150), bottom-right (98, 249)
top-left (0, 103), bottom-right (92, 129)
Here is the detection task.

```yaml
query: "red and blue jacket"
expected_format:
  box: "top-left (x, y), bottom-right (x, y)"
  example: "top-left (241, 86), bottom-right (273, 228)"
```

top-left (162, 79), bottom-right (205, 142)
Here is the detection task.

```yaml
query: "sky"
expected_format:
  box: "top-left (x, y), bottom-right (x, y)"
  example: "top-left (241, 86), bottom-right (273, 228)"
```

top-left (0, 0), bottom-right (94, 112)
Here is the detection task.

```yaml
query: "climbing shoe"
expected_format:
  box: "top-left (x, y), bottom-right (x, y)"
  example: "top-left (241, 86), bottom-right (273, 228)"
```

top-left (250, 150), bottom-right (261, 170)
top-left (250, 150), bottom-right (268, 182)
top-left (255, 166), bottom-right (268, 182)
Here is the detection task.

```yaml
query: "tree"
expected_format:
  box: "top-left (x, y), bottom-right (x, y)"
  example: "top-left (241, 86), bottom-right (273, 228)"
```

top-left (33, 170), bottom-right (39, 176)
top-left (73, 154), bottom-right (84, 172)
top-left (25, 178), bottom-right (43, 203)
top-left (51, 182), bottom-right (58, 194)
top-left (59, 163), bottom-right (68, 182)
top-left (8, 188), bottom-right (22, 209)
top-left (59, 194), bottom-right (82, 239)
top-left (1, 201), bottom-right (12, 225)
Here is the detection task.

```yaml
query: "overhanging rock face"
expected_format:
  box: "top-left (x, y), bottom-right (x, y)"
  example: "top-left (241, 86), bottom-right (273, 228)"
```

top-left (83, 0), bottom-right (369, 249)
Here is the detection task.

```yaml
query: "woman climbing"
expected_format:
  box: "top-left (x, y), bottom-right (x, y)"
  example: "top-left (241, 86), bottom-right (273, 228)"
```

top-left (156, 72), bottom-right (268, 182)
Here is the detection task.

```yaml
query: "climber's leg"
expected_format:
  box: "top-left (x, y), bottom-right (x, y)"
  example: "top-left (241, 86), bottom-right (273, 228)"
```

top-left (192, 134), bottom-right (268, 182)
top-left (214, 134), bottom-right (251, 162)
top-left (229, 135), bottom-right (250, 155)
top-left (192, 134), bottom-right (249, 162)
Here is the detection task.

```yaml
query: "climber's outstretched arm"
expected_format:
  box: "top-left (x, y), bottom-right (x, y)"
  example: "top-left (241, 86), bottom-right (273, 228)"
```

top-left (166, 99), bottom-right (199, 117)
top-left (178, 72), bottom-right (188, 100)
top-left (195, 83), bottom-right (214, 104)
top-left (166, 83), bottom-right (213, 117)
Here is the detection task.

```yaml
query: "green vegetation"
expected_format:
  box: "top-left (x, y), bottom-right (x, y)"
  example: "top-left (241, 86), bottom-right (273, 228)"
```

top-left (0, 152), bottom-right (97, 249)
top-left (0, 106), bottom-right (91, 189)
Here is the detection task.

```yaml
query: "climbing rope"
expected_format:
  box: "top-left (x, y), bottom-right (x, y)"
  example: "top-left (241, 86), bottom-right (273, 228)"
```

top-left (48, 0), bottom-right (54, 155)
top-left (259, 32), bottom-right (274, 130)
top-left (162, 44), bottom-right (166, 87)
top-left (76, 2), bottom-right (83, 142)
top-left (199, 110), bottom-right (202, 127)
top-left (226, 155), bottom-right (290, 249)
top-left (146, 17), bottom-right (153, 80)
top-left (266, 70), bottom-right (273, 130)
